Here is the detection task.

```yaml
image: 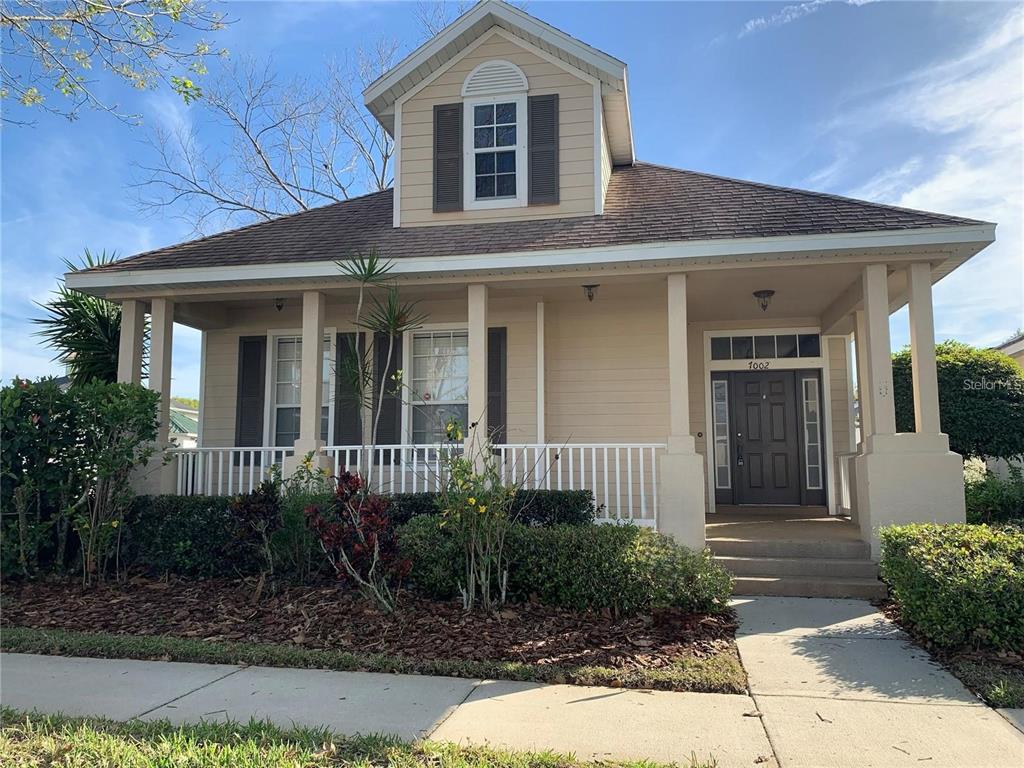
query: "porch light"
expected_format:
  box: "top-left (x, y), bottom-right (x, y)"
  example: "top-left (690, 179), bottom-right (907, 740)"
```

top-left (582, 284), bottom-right (599, 302)
top-left (274, 297), bottom-right (285, 312)
top-left (753, 289), bottom-right (775, 312)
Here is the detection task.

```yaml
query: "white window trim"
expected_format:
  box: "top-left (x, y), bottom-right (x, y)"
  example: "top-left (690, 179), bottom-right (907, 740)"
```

top-left (712, 378), bottom-right (731, 490)
top-left (463, 93), bottom-right (528, 211)
top-left (263, 328), bottom-right (337, 447)
top-left (801, 376), bottom-right (824, 491)
top-left (401, 323), bottom-right (469, 443)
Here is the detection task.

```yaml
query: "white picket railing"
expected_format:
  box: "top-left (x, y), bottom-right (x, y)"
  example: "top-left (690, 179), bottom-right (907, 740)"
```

top-left (169, 447), bottom-right (293, 496)
top-left (169, 443), bottom-right (664, 527)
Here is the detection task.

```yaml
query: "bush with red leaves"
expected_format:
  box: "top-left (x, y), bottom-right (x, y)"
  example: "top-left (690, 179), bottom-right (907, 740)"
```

top-left (305, 469), bottom-right (410, 612)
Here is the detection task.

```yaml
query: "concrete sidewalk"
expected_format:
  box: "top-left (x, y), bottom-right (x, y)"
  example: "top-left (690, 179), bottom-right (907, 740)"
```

top-left (2, 597), bottom-right (1023, 767)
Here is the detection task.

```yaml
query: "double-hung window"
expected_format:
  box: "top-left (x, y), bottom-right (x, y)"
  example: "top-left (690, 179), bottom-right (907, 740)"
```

top-left (464, 94), bottom-right (527, 210)
top-left (410, 330), bottom-right (469, 444)
top-left (270, 335), bottom-right (333, 447)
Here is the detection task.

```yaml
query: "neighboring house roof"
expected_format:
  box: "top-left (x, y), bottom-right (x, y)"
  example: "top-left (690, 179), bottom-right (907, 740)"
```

top-left (996, 332), bottom-right (1024, 351)
top-left (169, 408), bottom-right (199, 436)
top-left (85, 163), bottom-right (985, 275)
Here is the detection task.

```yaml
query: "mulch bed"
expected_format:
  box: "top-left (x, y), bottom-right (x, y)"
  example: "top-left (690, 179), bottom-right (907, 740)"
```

top-left (1, 578), bottom-right (737, 674)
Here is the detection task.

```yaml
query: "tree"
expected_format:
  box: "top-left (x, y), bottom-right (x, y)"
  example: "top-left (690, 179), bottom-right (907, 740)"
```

top-left (1, 0), bottom-right (227, 125)
top-left (34, 249), bottom-right (146, 385)
top-left (892, 340), bottom-right (1024, 461)
top-left (134, 46), bottom-right (397, 233)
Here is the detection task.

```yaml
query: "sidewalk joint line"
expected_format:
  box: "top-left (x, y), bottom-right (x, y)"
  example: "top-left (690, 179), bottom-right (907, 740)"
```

top-left (422, 678), bottom-right (486, 739)
top-left (129, 665), bottom-right (248, 721)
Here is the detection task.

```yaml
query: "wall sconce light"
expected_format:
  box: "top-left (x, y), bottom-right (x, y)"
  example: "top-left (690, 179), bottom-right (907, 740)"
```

top-left (582, 284), bottom-right (600, 302)
top-left (753, 289), bottom-right (775, 312)
top-left (274, 297), bottom-right (285, 312)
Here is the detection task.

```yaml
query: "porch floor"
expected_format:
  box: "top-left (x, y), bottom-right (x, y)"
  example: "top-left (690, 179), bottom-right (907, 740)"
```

top-left (706, 506), bottom-right (863, 543)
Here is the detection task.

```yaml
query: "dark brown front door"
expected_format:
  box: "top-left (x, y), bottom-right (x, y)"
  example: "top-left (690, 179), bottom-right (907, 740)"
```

top-left (732, 371), bottom-right (801, 505)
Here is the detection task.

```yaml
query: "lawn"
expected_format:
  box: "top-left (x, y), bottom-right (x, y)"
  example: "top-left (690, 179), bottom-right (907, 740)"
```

top-left (0, 577), bottom-right (746, 694)
top-left (0, 709), bottom-right (711, 768)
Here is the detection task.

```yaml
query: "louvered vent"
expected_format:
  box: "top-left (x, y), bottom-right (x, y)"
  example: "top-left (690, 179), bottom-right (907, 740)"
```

top-left (461, 60), bottom-right (529, 97)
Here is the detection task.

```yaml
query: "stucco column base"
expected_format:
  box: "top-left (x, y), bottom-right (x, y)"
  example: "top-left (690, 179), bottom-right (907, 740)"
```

top-left (283, 440), bottom-right (331, 479)
top-left (657, 443), bottom-right (706, 551)
top-left (131, 447), bottom-right (177, 496)
top-left (853, 432), bottom-right (965, 559)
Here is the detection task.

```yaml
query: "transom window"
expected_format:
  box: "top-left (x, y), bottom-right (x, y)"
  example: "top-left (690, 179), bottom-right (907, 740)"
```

top-left (473, 102), bottom-right (517, 199)
top-left (410, 330), bottom-right (469, 444)
top-left (711, 333), bottom-right (821, 361)
top-left (271, 335), bottom-right (332, 447)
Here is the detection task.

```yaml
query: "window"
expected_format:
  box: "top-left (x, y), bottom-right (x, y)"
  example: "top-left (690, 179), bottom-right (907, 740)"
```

top-left (802, 378), bottom-right (823, 490)
top-left (709, 333), bottom-right (822, 361)
top-left (410, 330), bottom-right (469, 444)
top-left (464, 94), bottom-right (527, 210)
top-left (473, 102), bottom-right (517, 199)
top-left (712, 379), bottom-right (731, 489)
top-left (270, 335), bottom-right (332, 447)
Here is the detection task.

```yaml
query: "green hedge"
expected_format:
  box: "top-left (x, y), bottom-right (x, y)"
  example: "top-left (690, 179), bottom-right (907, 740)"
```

top-left (399, 516), bottom-right (732, 616)
top-left (879, 523), bottom-right (1024, 651)
top-left (126, 495), bottom-right (242, 577)
top-left (388, 489), bottom-right (595, 527)
top-left (965, 468), bottom-right (1024, 525)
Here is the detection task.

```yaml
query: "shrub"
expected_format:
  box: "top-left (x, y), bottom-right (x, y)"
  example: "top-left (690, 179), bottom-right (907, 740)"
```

top-left (400, 516), bottom-right (732, 616)
top-left (228, 477), bottom-right (283, 576)
top-left (965, 468), bottom-right (1024, 525)
top-left (387, 489), bottom-right (595, 527)
top-left (880, 523), bottom-right (1024, 651)
top-left (128, 495), bottom-right (241, 577)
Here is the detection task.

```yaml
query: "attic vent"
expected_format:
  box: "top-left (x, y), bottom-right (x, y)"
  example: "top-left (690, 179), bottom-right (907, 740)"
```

top-left (461, 60), bottom-right (529, 97)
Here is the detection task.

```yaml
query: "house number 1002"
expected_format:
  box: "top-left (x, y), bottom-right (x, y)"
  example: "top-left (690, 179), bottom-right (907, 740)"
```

top-left (747, 361), bottom-right (771, 370)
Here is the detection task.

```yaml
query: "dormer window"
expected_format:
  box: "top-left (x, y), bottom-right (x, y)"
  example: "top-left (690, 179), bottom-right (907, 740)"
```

top-left (472, 100), bottom-right (520, 201)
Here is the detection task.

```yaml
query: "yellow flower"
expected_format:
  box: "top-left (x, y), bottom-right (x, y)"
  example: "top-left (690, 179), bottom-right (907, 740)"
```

top-left (478, 505), bottom-right (487, 514)
top-left (110, 520), bottom-right (119, 528)
top-left (467, 497), bottom-right (476, 505)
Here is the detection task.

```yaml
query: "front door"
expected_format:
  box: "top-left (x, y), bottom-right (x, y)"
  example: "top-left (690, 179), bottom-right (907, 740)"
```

top-left (732, 371), bottom-right (801, 505)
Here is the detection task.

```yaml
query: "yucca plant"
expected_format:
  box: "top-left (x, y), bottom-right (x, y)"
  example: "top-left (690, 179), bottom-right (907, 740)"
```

top-left (34, 250), bottom-right (147, 385)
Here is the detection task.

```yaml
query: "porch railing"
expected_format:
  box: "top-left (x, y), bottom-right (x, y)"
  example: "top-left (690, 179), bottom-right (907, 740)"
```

top-left (170, 447), bottom-right (293, 496)
top-left (169, 443), bottom-right (664, 527)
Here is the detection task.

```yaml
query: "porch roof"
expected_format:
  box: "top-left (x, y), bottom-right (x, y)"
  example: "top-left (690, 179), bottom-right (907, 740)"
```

top-left (80, 163), bottom-right (988, 279)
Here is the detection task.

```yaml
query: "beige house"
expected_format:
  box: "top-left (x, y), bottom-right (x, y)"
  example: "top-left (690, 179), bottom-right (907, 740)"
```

top-left (68, 1), bottom-right (994, 584)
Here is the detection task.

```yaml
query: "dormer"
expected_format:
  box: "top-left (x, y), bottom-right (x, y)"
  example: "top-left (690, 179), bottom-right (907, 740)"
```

top-left (363, 0), bottom-right (634, 227)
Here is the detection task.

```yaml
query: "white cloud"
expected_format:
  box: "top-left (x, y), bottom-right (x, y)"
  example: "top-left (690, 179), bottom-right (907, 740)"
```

top-left (810, 6), bottom-right (1024, 348)
top-left (739, 0), bottom-right (875, 39)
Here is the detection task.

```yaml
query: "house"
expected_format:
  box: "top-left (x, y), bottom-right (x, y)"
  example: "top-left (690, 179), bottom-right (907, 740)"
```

top-left (995, 331), bottom-right (1024, 367)
top-left (168, 399), bottom-right (199, 449)
top-left (66, 1), bottom-right (994, 575)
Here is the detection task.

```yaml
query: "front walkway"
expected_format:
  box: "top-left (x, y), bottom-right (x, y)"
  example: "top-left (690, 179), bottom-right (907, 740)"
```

top-left (3, 599), bottom-right (1022, 767)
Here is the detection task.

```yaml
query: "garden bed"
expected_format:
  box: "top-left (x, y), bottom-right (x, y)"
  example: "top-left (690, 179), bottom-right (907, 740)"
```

top-left (0, 577), bottom-right (745, 693)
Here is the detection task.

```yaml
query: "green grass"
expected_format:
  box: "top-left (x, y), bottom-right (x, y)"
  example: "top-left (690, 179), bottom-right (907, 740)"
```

top-left (0, 626), bottom-right (746, 695)
top-left (0, 709), bottom-right (714, 768)
top-left (948, 659), bottom-right (1024, 708)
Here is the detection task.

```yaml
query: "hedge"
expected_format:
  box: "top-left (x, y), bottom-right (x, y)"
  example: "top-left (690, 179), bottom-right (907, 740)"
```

top-left (388, 489), bottom-right (595, 527)
top-left (399, 516), bottom-right (733, 616)
top-left (965, 468), bottom-right (1024, 525)
top-left (879, 523), bottom-right (1024, 651)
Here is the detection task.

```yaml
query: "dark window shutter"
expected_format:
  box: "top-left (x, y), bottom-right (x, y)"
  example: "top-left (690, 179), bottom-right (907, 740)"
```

top-left (433, 103), bottom-right (463, 212)
top-left (334, 332), bottom-right (363, 445)
top-left (487, 327), bottom-right (507, 444)
top-left (528, 94), bottom-right (559, 205)
top-left (373, 331), bottom-right (403, 461)
top-left (235, 336), bottom-right (266, 448)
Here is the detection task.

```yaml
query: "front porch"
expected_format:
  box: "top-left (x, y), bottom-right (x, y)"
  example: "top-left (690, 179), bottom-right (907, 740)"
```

top-left (115, 256), bottom-right (968, 557)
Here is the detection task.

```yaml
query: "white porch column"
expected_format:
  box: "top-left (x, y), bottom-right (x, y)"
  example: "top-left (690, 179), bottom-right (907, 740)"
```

top-left (853, 309), bottom-right (873, 445)
top-left (907, 262), bottom-right (942, 434)
top-left (852, 263), bottom-right (963, 557)
top-left (536, 300), bottom-right (545, 444)
top-left (658, 273), bottom-right (706, 549)
top-left (149, 298), bottom-right (174, 446)
top-left (466, 284), bottom-right (489, 464)
top-left (145, 298), bottom-right (177, 494)
top-left (284, 291), bottom-right (331, 477)
top-left (861, 264), bottom-right (897, 437)
top-left (117, 299), bottom-right (145, 385)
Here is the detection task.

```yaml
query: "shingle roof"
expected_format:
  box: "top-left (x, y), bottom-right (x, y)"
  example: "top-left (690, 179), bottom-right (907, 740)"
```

top-left (90, 162), bottom-right (985, 274)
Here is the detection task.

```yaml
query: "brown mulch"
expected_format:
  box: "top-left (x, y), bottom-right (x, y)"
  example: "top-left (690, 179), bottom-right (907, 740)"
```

top-left (1, 578), bottom-right (737, 672)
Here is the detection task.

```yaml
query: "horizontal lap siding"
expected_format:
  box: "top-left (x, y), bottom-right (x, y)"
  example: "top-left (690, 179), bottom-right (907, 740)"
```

top-left (827, 335), bottom-right (854, 482)
top-left (400, 32), bottom-right (596, 226)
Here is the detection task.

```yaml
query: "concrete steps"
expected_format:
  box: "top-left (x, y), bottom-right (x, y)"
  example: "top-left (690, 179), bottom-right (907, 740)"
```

top-left (709, 537), bottom-right (887, 600)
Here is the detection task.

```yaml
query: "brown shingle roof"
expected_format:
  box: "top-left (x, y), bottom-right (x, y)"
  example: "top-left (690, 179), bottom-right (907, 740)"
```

top-left (90, 162), bottom-right (985, 273)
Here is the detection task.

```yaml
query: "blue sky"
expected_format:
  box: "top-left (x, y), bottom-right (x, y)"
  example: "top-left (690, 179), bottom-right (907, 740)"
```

top-left (2, 0), bottom-right (1021, 399)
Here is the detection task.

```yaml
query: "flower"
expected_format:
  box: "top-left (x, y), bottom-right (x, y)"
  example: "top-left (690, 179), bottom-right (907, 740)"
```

top-left (467, 497), bottom-right (476, 505)
top-left (478, 505), bottom-right (487, 514)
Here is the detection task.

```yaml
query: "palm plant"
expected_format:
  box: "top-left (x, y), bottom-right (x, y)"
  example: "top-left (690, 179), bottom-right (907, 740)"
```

top-left (34, 250), bottom-right (146, 385)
